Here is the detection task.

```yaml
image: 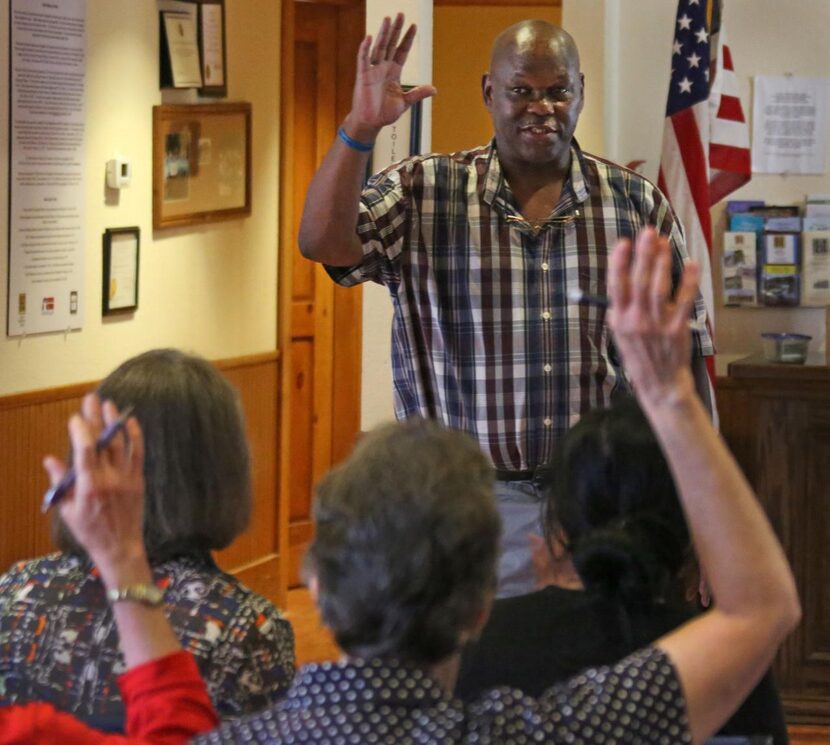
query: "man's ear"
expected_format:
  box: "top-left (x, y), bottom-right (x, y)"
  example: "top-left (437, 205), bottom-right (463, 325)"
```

top-left (482, 73), bottom-right (493, 108)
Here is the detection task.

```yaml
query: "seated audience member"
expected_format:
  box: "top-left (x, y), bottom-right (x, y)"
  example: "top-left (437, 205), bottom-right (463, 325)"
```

top-left (0, 349), bottom-right (294, 727)
top-left (455, 396), bottom-right (789, 744)
top-left (1, 394), bottom-right (218, 744)
top-left (186, 231), bottom-right (801, 744)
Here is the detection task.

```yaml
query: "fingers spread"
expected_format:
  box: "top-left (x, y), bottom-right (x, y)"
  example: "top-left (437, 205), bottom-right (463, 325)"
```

top-left (608, 238), bottom-right (633, 311)
top-left (670, 260), bottom-right (701, 334)
top-left (631, 227), bottom-right (658, 313)
top-left (370, 16), bottom-right (391, 65)
top-left (394, 23), bottom-right (417, 65)
top-left (385, 13), bottom-right (405, 60)
top-left (356, 34), bottom-right (372, 74)
top-left (650, 235), bottom-right (672, 320)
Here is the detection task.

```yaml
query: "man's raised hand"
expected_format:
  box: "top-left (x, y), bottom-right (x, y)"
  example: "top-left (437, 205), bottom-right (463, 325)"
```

top-left (344, 13), bottom-right (437, 143)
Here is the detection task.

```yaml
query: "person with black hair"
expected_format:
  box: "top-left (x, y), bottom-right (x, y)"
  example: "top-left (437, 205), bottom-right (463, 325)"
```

top-left (455, 395), bottom-right (789, 744)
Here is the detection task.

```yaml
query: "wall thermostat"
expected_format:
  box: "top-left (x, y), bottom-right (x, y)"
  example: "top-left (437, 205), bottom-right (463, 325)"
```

top-left (106, 158), bottom-right (132, 189)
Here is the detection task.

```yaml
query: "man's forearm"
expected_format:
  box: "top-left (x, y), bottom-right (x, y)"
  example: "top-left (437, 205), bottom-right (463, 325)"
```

top-left (298, 120), bottom-right (377, 267)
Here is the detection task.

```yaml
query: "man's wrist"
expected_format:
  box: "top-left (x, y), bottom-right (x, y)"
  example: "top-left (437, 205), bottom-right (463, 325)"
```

top-left (341, 115), bottom-right (381, 146)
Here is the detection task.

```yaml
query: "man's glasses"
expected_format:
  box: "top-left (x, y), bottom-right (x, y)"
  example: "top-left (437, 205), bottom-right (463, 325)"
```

top-left (505, 209), bottom-right (580, 233)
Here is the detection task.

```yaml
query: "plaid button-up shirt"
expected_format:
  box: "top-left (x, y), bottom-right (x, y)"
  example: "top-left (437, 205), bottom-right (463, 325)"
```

top-left (328, 140), bottom-right (713, 471)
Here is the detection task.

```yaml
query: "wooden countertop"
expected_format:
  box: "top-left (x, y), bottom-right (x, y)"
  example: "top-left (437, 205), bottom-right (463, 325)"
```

top-left (727, 352), bottom-right (830, 382)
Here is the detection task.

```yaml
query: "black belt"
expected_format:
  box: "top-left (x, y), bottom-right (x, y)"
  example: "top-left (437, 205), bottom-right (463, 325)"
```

top-left (494, 468), bottom-right (542, 482)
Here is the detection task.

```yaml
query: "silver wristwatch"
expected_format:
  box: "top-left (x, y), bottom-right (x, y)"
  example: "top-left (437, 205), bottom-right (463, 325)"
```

top-left (106, 583), bottom-right (165, 607)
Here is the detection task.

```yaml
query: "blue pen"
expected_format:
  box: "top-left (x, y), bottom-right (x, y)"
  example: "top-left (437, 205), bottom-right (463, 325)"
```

top-left (567, 288), bottom-right (708, 334)
top-left (41, 405), bottom-right (135, 513)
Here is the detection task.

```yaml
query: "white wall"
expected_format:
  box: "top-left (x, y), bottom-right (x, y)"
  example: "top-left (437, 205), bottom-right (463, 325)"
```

top-left (361, 0), bottom-right (433, 429)
top-left (566, 0), bottom-right (830, 371)
top-left (0, 0), bottom-right (281, 396)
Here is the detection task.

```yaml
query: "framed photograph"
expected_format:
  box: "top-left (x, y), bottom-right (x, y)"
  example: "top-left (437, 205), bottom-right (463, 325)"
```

top-left (103, 227), bottom-right (140, 315)
top-left (368, 92), bottom-right (423, 177)
top-left (152, 102), bottom-right (252, 229)
top-left (197, 0), bottom-right (227, 97)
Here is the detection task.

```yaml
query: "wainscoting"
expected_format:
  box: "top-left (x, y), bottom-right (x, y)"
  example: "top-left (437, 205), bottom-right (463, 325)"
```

top-left (0, 351), bottom-right (284, 607)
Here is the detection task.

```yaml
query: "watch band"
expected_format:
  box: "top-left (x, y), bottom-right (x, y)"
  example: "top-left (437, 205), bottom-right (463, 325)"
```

top-left (106, 583), bottom-right (165, 607)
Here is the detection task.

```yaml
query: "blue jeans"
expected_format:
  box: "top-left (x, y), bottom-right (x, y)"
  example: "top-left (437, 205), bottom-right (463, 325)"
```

top-left (494, 479), bottom-right (544, 598)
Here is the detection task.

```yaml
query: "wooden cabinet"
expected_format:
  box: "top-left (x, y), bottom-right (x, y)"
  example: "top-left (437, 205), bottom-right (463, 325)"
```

top-left (717, 354), bottom-right (830, 725)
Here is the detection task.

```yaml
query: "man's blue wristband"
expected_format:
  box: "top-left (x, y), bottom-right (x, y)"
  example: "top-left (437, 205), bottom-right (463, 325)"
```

top-left (337, 126), bottom-right (374, 153)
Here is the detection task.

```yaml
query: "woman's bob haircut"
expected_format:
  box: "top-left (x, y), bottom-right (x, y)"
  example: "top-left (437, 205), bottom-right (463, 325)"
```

top-left (53, 348), bottom-right (252, 562)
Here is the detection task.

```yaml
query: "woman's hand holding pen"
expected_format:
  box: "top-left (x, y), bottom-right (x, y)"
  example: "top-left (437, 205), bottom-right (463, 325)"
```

top-left (43, 394), bottom-right (149, 592)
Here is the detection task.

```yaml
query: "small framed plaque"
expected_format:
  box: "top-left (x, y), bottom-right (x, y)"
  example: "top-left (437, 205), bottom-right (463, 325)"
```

top-left (102, 227), bottom-right (140, 315)
top-left (198, 0), bottom-right (227, 97)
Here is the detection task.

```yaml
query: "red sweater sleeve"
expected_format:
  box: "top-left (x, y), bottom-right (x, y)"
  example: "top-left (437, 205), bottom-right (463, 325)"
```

top-left (0, 651), bottom-right (217, 745)
top-left (119, 650), bottom-right (219, 744)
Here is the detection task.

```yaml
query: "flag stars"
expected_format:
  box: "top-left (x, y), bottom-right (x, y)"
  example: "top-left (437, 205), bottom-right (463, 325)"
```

top-left (678, 14), bottom-right (692, 30)
top-left (687, 51), bottom-right (702, 68)
top-left (688, 0), bottom-right (701, 5)
top-left (695, 27), bottom-right (709, 44)
top-left (673, 39), bottom-right (683, 55)
top-left (678, 77), bottom-right (693, 94)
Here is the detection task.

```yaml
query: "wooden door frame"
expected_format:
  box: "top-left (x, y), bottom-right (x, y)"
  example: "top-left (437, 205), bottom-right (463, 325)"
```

top-left (277, 0), bottom-right (364, 598)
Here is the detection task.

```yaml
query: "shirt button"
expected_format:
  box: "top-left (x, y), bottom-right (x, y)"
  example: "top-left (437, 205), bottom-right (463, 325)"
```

top-left (543, 417), bottom-right (552, 427)
top-left (544, 364), bottom-right (552, 373)
top-left (541, 262), bottom-right (549, 271)
top-left (541, 311), bottom-right (551, 320)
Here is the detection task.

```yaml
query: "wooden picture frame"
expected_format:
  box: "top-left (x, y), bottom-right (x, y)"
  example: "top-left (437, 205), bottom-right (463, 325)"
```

top-left (152, 102), bottom-right (251, 229)
top-left (102, 227), bottom-right (140, 315)
top-left (197, 0), bottom-right (227, 97)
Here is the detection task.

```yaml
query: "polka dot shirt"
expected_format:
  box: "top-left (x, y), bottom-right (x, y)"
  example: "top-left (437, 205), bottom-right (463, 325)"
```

top-left (192, 646), bottom-right (691, 744)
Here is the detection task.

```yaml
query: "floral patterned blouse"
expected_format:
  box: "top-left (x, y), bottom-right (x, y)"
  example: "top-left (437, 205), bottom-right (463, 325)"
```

top-left (0, 552), bottom-right (295, 729)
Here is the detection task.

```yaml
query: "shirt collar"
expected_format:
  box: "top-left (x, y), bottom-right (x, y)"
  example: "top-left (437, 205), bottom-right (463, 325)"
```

top-left (480, 137), bottom-right (591, 210)
top-left (283, 657), bottom-right (447, 709)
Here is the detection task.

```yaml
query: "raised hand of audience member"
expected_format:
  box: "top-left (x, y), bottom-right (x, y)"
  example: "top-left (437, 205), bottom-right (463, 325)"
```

top-left (606, 228), bottom-right (800, 745)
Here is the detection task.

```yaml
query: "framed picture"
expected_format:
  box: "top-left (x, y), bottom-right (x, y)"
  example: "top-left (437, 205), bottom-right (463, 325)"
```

top-left (197, 0), bottom-right (227, 97)
top-left (102, 227), bottom-right (140, 315)
top-left (159, 4), bottom-right (203, 89)
top-left (368, 92), bottom-right (423, 177)
top-left (152, 102), bottom-right (251, 229)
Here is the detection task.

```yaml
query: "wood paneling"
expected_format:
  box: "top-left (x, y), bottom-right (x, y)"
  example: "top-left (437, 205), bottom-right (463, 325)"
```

top-left (717, 355), bottom-right (830, 725)
top-left (0, 352), bottom-right (284, 608)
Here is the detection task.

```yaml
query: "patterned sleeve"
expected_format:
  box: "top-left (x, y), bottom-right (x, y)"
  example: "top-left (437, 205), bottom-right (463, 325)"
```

top-left (539, 646), bottom-right (691, 743)
top-left (206, 598), bottom-right (295, 718)
top-left (472, 646), bottom-right (692, 743)
top-left (325, 166), bottom-right (411, 289)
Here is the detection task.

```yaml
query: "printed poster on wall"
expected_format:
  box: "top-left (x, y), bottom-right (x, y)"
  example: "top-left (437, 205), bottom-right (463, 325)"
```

top-left (7, 0), bottom-right (86, 336)
top-left (752, 75), bottom-right (828, 175)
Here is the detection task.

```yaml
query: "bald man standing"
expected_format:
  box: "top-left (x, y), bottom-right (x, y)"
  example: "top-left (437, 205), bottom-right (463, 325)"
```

top-left (299, 14), bottom-right (714, 597)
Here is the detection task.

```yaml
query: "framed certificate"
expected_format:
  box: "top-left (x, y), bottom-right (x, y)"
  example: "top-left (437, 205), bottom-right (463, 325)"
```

top-left (102, 227), bottom-right (140, 315)
top-left (160, 7), bottom-right (203, 88)
top-left (198, 0), bottom-right (227, 97)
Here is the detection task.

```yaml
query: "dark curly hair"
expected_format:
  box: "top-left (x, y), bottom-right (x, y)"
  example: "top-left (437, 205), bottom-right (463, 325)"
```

top-left (541, 396), bottom-right (690, 637)
top-left (305, 418), bottom-right (500, 665)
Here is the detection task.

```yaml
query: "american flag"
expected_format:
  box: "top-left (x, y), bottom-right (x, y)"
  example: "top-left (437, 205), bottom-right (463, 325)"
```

top-left (658, 0), bottom-right (751, 332)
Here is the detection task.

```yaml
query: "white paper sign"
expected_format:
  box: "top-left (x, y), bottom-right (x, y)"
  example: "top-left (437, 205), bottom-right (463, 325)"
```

top-left (7, 0), bottom-right (86, 336)
top-left (752, 75), bottom-right (828, 174)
